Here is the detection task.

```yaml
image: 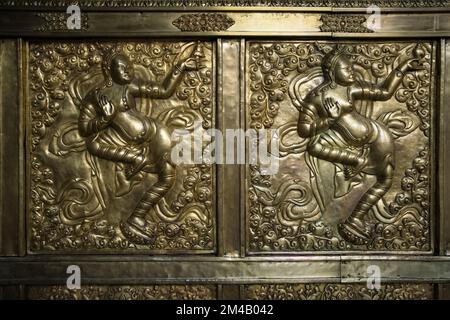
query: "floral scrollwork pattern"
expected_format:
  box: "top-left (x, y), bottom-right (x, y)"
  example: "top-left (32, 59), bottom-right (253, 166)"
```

top-left (319, 15), bottom-right (373, 33)
top-left (3, 1), bottom-right (449, 8)
top-left (35, 12), bottom-right (89, 31)
top-left (244, 283), bottom-right (433, 300)
top-left (172, 13), bottom-right (235, 32)
top-left (28, 285), bottom-right (217, 300)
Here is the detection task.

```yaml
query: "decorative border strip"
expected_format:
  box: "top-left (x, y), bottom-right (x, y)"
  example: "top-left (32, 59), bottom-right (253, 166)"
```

top-left (35, 12), bottom-right (89, 31)
top-left (319, 14), bottom-right (373, 32)
top-left (172, 13), bottom-right (235, 31)
top-left (27, 285), bottom-right (218, 300)
top-left (244, 283), bottom-right (434, 300)
top-left (1, 0), bottom-right (449, 8)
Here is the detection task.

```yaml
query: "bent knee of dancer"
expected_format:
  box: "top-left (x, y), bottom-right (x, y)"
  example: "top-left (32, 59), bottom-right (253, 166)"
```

top-left (378, 175), bottom-right (393, 191)
top-left (378, 161), bottom-right (394, 181)
top-left (307, 142), bottom-right (324, 157)
top-left (86, 141), bottom-right (102, 156)
top-left (158, 162), bottom-right (176, 185)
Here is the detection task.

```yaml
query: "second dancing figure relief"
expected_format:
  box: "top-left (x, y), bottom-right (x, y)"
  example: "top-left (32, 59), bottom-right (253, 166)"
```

top-left (248, 41), bottom-right (432, 251)
top-left (296, 44), bottom-right (424, 244)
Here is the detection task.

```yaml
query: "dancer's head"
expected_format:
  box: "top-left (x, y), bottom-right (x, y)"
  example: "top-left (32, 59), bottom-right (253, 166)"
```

top-left (322, 47), bottom-right (355, 86)
top-left (103, 51), bottom-right (134, 86)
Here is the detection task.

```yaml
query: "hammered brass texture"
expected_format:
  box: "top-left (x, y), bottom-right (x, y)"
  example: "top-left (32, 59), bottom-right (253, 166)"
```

top-left (0, 0), bottom-right (449, 300)
top-left (27, 40), bottom-right (215, 253)
top-left (243, 283), bottom-right (434, 300)
top-left (27, 285), bottom-right (217, 300)
top-left (246, 41), bottom-right (434, 253)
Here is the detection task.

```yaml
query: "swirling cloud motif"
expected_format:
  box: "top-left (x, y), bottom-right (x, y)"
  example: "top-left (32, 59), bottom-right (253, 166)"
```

top-left (254, 179), bottom-right (321, 227)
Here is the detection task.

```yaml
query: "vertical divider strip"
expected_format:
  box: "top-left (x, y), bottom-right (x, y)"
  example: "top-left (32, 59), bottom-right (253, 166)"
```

top-left (240, 38), bottom-right (246, 257)
top-left (217, 38), bottom-right (242, 257)
top-left (18, 38), bottom-right (25, 256)
top-left (439, 39), bottom-right (450, 255)
top-left (0, 39), bottom-right (20, 256)
top-left (217, 38), bottom-right (224, 256)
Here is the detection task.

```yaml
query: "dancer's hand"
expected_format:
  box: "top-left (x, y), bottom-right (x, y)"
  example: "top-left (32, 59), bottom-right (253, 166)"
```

top-left (405, 44), bottom-right (427, 71)
top-left (99, 95), bottom-right (116, 119)
top-left (404, 58), bottom-right (425, 72)
top-left (180, 43), bottom-right (206, 71)
top-left (324, 97), bottom-right (341, 119)
top-left (182, 57), bottom-right (199, 71)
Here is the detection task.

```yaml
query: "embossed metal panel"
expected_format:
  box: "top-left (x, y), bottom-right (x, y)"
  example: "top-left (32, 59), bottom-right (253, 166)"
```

top-left (1, 0), bottom-right (450, 300)
top-left (246, 41), bottom-right (435, 254)
top-left (27, 40), bottom-right (216, 253)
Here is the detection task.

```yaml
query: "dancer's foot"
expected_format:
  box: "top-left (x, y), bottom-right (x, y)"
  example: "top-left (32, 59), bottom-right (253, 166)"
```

top-left (338, 216), bottom-right (371, 245)
top-left (120, 215), bottom-right (157, 245)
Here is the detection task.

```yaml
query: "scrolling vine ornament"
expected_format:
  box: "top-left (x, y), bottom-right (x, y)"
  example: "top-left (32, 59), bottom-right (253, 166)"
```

top-left (244, 283), bottom-right (433, 300)
top-left (172, 13), bottom-right (235, 32)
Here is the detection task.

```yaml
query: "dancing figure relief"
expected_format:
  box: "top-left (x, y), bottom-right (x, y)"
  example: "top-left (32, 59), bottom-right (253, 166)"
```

top-left (29, 41), bottom-right (214, 251)
top-left (296, 44), bottom-right (425, 244)
top-left (78, 47), bottom-right (201, 245)
top-left (248, 41), bottom-right (431, 250)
